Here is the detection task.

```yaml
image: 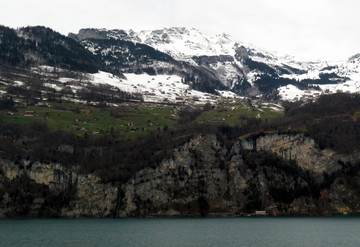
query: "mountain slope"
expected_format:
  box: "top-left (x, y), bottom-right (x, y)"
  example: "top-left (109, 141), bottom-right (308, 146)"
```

top-left (1, 25), bottom-right (359, 101)
top-left (69, 28), bottom-right (327, 96)
top-left (70, 29), bottom-right (228, 94)
top-left (0, 26), bottom-right (104, 73)
top-left (70, 27), bottom-right (360, 100)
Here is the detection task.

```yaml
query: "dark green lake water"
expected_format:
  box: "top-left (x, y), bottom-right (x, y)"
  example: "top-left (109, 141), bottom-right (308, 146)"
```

top-left (1, 217), bottom-right (360, 247)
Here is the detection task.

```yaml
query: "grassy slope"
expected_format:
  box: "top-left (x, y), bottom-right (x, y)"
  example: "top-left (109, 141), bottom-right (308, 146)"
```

top-left (0, 102), bottom-right (176, 137)
top-left (196, 102), bottom-right (283, 127)
top-left (1, 100), bottom-right (284, 138)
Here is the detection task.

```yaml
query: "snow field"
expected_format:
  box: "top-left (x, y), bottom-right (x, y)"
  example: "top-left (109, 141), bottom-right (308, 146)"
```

top-left (56, 71), bottom-right (238, 105)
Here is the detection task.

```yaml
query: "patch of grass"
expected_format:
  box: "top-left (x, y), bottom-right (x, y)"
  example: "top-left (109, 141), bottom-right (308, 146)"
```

top-left (354, 111), bottom-right (360, 121)
top-left (0, 84), bottom-right (8, 91)
top-left (1, 100), bottom-right (284, 139)
top-left (196, 102), bottom-right (283, 127)
top-left (0, 102), bottom-right (177, 137)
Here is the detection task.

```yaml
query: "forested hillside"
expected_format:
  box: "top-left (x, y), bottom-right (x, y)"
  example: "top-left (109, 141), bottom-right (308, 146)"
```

top-left (0, 26), bottom-right (104, 73)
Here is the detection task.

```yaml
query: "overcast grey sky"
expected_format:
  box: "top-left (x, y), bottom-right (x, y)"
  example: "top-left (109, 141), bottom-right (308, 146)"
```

top-left (1, 0), bottom-right (359, 61)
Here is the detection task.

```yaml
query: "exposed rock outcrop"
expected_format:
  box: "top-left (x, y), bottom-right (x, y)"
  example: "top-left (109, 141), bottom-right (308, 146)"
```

top-left (118, 135), bottom-right (231, 217)
top-left (117, 134), bottom-right (360, 216)
top-left (0, 133), bottom-right (360, 217)
top-left (240, 133), bottom-right (360, 174)
top-left (0, 159), bottom-right (118, 217)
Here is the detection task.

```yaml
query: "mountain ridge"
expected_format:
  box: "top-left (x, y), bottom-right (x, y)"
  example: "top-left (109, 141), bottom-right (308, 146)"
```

top-left (0, 24), bottom-right (359, 101)
top-left (0, 25), bottom-right (104, 73)
top-left (69, 27), bottom-right (360, 99)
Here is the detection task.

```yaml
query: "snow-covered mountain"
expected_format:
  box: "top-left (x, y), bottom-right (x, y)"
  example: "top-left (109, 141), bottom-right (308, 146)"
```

top-left (0, 25), bottom-right (239, 107)
top-left (71, 27), bottom-right (308, 70)
top-left (134, 27), bottom-right (360, 100)
top-left (134, 27), bottom-right (313, 73)
top-left (70, 27), bottom-right (320, 95)
top-left (1, 24), bottom-right (359, 103)
top-left (136, 27), bottom-right (236, 62)
top-left (278, 54), bottom-right (360, 101)
top-left (70, 26), bottom-right (360, 101)
top-left (337, 54), bottom-right (360, 82)
top-left (70, 27), bottom-right (236, 61)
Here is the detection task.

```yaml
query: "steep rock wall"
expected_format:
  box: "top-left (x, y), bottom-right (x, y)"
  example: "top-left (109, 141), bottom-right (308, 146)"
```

top-left (240, 133), bottom-right (360, 174)
top-left (0, 159), bottom-right (118, 217)
top-left (0, 133), bottom-right (360, 217)
top-left (118, 135), bottom-right (360, 216)
top-left (119, 135), bottom-right (232, 217)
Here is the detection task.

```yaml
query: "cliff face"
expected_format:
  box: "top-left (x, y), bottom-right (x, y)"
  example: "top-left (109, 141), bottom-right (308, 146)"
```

top-left (119, 135), bottom-right (230, 217)
top-left (0, 133), bottom-right (360, 217)
top-left (118, 134), bottom-right (360, 216)
top-left (0, 160), bottom-right (118, 217)
top-left (240, 133), bottom-right (360, 174)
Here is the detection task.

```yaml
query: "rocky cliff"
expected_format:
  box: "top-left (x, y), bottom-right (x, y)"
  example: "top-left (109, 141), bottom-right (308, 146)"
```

top-left (0, 160), bottom-right (118, 217)
top-left (1, 134), bottom-right (360, 217)
top-left (240, 133), bottom-right (360, 174)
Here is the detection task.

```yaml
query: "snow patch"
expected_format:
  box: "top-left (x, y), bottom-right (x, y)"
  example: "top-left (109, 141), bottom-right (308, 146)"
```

top-left (282, 70), bottom-right (320, 81)
top-left (278, 80), bottom-right (360, 102)
top-left (83, 71), bottom-right (218, 105)
top-left (278, 85), bottom-right (306, 102)
top-left (318, 80), bottom-right (360, 94)
top-left (14, 81), bottom-right (24, 86)
top-left (217, 90), bottom-right (243, 99)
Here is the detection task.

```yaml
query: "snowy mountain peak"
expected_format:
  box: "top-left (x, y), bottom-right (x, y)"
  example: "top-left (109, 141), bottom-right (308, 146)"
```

top-left (132, 27), bottom-right (237, 61)
top-left (71, 27), bottom-right (284, 64)
top-left (348, 53), bottom-right (360, 63)
top-left (68, 27), bottom-right (360, 101)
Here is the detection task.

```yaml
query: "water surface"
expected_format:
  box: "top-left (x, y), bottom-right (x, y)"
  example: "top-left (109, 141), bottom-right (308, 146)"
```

top-left (1, 217), bottom-right (359, 247)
